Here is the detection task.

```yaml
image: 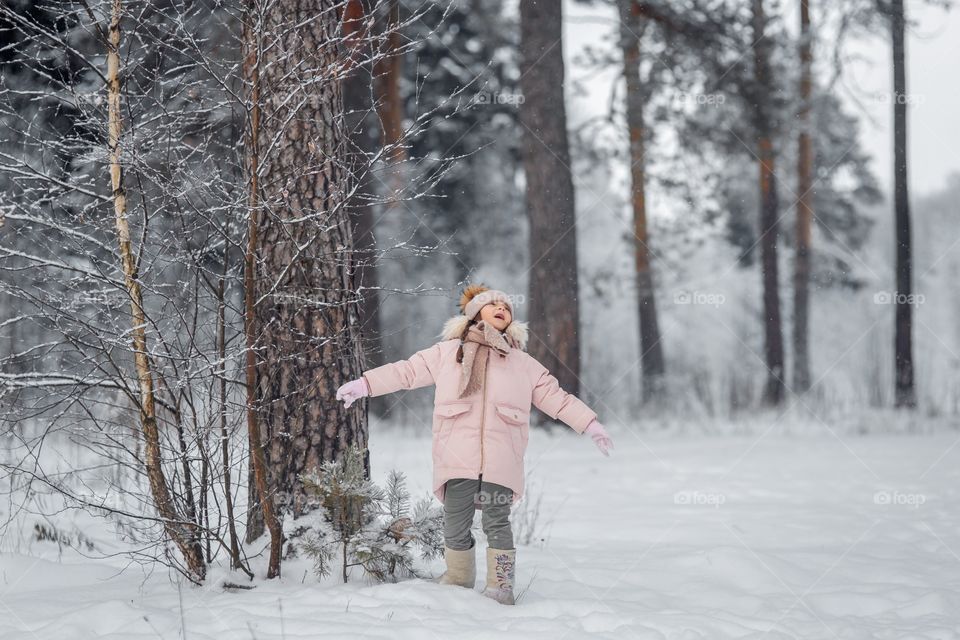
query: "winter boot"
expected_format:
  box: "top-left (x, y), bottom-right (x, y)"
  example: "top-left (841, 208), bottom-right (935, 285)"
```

top-left (481, 546), bottom-right (516, 605)
top-left (435, 542), bottom-right (476, 588)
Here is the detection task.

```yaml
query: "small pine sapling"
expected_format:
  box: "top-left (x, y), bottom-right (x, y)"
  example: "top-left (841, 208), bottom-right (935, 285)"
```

top-left (300, 446), bottom-right (443, 583)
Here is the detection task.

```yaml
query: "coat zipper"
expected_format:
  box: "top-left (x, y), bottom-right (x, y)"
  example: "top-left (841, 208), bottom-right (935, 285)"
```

top-left (478, 351), bottom-right (490, 492)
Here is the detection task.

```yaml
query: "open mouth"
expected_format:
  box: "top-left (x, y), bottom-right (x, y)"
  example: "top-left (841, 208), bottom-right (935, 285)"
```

top-left (494, 312), bottom-right (505, 320)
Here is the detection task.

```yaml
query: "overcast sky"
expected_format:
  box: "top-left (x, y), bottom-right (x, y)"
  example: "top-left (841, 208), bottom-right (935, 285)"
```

top-left (842, 1), bottom-right (960, 196)
top-left (563, 0), bottom-right (960, 198)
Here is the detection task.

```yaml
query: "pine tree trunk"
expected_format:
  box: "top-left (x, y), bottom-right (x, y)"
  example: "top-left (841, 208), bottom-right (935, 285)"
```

top-left (792, 0), bottom-right (813, 394)
top-left (241, 0), bottom-right (283, 579)
top-left (619, 0), bottom-right (666, 401)
top-left (519, 0), bottom-right (583, 400)
top-left (106, 0), bottom-right (205, 582)
top-left (891, 0), bottom-right (915, 408)
top-left (752, 0), bottom-right (785, 406)
top-left (243, 0), bottom-right (368, 556)
top-left (375, 0), bottom-right (405, 170)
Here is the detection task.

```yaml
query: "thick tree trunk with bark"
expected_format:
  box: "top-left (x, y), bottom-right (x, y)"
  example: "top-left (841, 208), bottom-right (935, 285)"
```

top-left (519, 0), bottom-right (583, 399)
top-left (243, 0), bottom-right (368, 564)
top-left (619, 1), bottom-right (666, 401)
top-left (106, 0), bottom-right (206, 582)
top-left (752, 0), bottom-right (785, 406)
top-left (891, 0), bottom-right (915, 408)
top-left (793, 0), bottom-right (813, 393)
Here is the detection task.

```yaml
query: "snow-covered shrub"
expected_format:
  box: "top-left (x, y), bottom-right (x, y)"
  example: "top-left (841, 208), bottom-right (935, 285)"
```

top-left (297, 446), bottom-right (443, 583)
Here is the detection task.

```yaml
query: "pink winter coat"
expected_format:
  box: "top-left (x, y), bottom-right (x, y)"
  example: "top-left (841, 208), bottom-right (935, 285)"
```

top-left (361, 319), bottom-right (597, 505)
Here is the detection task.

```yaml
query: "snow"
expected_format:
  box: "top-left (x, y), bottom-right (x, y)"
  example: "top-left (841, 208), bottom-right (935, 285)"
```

top-left (3, 423), bottom-right (960, 639)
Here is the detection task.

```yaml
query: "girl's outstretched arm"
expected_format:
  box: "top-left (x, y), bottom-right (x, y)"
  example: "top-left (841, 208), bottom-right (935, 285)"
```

top-left (529, 359), bottom-right (598, 434)
top-left (361, 341), bottom-right (444, 397)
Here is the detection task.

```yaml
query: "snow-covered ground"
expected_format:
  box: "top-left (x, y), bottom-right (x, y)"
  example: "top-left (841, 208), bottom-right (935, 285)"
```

top-left (3, 423), bottom-right (960, 639)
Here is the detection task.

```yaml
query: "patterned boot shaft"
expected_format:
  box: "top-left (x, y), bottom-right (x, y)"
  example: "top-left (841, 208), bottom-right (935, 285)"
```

top-left (482, 546), bottom-right (516, 605)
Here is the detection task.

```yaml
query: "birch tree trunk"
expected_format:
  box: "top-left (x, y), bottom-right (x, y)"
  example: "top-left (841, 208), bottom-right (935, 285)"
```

top-left (106, 0), bottom-right (205, 582)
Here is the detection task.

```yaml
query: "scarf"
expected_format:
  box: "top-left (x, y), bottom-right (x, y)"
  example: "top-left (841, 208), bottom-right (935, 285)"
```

top-left (457, 320), bottom-right (519, 398)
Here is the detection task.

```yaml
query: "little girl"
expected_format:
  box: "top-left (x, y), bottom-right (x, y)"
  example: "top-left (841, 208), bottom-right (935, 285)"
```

top-left (336, 284), bottom-right (613, 605)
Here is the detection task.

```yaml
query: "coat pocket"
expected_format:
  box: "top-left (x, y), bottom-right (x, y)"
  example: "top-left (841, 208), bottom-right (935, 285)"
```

top-left (433, 400), bottom-right (473, 452)
top-left (435, 400), bottom-right (474, 419)
top-left (494, 402), bottom-right (528, 426)
top-left (494, 402), bottom-right (529, 458)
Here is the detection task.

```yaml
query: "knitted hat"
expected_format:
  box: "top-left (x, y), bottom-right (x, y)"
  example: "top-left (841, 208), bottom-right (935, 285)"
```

top-left (439, 284), bottom-right (529, 351)
top-left (461, 284), bottom-right (514, 320)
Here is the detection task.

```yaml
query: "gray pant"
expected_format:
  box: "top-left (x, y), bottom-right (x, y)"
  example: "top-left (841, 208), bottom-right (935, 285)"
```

top-left (443, 477), bottom-right (515, 551)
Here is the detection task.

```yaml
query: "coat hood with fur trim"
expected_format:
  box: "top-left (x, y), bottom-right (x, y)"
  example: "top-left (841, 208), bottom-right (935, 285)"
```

top-left (439, 315), bottom-right (530, 352)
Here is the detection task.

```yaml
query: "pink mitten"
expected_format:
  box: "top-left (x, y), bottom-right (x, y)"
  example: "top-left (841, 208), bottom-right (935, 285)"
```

top-left (584, 419), bottom-right (614, 456)
top-left (336, 377), bottom-right (370, 408)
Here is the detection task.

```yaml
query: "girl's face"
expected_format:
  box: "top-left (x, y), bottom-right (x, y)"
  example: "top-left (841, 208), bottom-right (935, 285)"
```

top-left (479, 300), bottom-right (512, 331)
